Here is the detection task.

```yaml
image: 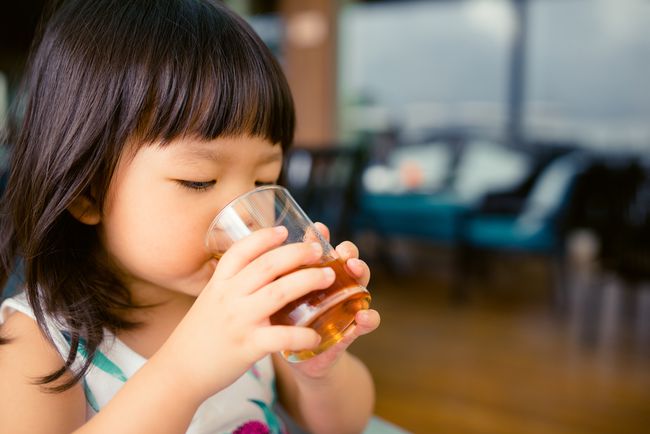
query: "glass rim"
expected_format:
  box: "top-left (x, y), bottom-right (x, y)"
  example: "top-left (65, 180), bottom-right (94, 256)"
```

top-left (206, 184), bottom-right (290, 235)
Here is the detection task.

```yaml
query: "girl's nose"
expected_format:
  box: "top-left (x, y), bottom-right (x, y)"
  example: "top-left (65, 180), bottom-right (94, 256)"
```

top-left (218, 184), bottom-right (256, 212)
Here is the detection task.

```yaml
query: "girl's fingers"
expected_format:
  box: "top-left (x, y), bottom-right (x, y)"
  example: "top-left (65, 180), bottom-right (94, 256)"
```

top-left (353, 309), bottom-right (380, 336)
top-left (335, 241), bottom-right (370, 286)
top-left (335, 240), bottom-right (359, 261)
top-left (250, 266), bottom-right (336, 317)
top-left (313, 222), bottom-right (330, 243)
top-left (345, 257), bottom-right (370, 287)
top-left (213, 226), bottom-right (288, 279)
top-left (252, 326), bottom-right (321, 354)
top-left (235, 241), bottom-right (324, 295)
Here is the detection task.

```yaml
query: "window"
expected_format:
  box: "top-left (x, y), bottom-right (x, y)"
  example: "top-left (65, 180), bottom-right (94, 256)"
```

top-left (526, 0), bottom-right (650, 148)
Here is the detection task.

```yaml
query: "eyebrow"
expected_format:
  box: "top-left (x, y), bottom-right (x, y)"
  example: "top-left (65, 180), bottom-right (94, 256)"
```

top-left (183, 146), bottom-right (221, 161)
top-left (178, 144), bottom-right (283, 164)
top-left (260, 151), bottom-right (283, 163)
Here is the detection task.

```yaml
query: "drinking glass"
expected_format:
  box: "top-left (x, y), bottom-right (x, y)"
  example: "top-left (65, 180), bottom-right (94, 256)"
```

top-left (205, 185), bottom-right (371, 362)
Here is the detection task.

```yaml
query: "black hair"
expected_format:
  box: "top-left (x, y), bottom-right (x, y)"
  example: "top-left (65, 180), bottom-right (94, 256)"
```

top-left (0, 0), bottom-right (294, 391)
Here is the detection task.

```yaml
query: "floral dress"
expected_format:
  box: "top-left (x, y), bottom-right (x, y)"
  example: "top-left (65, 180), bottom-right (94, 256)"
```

top-left (0, 292), bottom-right (286, 434)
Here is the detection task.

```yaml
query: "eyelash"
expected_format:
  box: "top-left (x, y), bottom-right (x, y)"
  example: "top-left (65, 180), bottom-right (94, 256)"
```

top-left (176, 180), bottom-right (276, 191)
top-left (176, 180), bottom-right (216, 191)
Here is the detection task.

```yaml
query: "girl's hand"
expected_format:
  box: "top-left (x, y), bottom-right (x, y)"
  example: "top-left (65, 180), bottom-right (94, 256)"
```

top-left (156, 226), bottom-right (335, 402)
top-left (284, 222), bottom-right (381, 380)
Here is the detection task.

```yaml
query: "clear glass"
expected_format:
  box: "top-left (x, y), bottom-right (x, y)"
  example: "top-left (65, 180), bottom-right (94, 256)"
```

top-left (205, 185), bottom-right (371, 362)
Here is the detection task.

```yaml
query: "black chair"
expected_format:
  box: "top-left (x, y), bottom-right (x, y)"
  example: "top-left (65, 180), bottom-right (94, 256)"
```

top-left (607, 164), bottom-right (650, 351)
top-left (282, 144), bottom-right (368, 243)
top-left (565, 154), bottom-right (647, 269)
top-left (563, 155), bottom-right (649, 349)
top-left (599, 161), bottom-right (650, 281)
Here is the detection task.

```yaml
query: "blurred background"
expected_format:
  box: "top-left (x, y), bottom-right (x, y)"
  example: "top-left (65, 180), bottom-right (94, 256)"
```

top-left (1, 0), bottom-right (649, 433)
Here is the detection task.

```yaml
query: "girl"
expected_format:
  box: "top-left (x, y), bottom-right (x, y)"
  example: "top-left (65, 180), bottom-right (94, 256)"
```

top-left (0, 1), bottom-right (380, 433)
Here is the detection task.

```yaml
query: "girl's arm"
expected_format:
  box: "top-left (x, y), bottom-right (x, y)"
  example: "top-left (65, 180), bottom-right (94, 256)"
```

top-left (0, 311), bottom-right (202, 434)
top-left (75, 344), bottom-right (204, 433)
top-left (274, 230), bottom-right (381, 434)
top-left (274, 349), bottom-right (376, 434)
top-left (0, 312), bottom-right (88, 432)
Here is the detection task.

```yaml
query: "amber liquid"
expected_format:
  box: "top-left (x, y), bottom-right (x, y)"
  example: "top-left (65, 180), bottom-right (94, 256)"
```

top-left (270, 258), bottom-right (371, 362)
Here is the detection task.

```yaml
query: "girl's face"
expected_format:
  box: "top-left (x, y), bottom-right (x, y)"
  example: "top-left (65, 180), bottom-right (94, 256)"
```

top-left (99, 135), bottom-right (283, 300)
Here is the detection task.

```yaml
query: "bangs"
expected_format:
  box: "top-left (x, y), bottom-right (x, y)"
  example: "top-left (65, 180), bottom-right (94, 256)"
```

top-left (114, 0), bottom-right (295, 148)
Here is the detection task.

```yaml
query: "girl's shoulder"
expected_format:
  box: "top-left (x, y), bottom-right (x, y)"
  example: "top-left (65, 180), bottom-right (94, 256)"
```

top-left (0, 303), bottom-right (64, 374)
top-left (0, 295), bottom-right (87, 431)
top-left (1, 293), bottom-right (74, 360)
top-left (0, 293), bottom-right (80, 392)
top-left (0, 292), bottom-right (76, 385)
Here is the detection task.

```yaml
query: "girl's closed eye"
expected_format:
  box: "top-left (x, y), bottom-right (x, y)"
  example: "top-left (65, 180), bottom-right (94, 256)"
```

top-left (176, 180), bottom-right (275, 191)
top-left (176, 180), bottom-right (217, 191)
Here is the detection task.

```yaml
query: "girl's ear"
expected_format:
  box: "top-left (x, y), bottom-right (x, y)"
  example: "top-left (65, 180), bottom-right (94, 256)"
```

top-left (68, 194), bottom-right (101, 225)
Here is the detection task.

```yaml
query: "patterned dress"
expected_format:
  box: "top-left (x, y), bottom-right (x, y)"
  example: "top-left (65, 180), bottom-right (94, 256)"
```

top-left (0, 292), bottom-right (287, 434)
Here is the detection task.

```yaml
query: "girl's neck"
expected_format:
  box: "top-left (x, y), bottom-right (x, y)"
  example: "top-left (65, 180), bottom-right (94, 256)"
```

top-left (117, 287), bottom-right (195, 359)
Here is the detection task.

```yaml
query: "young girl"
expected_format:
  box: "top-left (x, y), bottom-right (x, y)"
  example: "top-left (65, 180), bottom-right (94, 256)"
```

top-left (0, 1), bottom-right (380, 433)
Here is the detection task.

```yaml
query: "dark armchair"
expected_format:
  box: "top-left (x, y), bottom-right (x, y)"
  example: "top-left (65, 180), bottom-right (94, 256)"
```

top-left (454, 151), bottom-right (591, 302)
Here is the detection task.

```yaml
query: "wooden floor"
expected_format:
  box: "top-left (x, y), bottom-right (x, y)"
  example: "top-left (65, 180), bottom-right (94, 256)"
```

top-left (349, 252), bottom-right (650, 434)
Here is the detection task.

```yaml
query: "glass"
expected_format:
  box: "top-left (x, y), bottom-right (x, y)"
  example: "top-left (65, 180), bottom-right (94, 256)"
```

top-left (205, 185), bottom-right (371, 362)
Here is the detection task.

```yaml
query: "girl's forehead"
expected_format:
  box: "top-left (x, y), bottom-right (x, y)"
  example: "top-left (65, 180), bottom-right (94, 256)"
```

top-left (150, 135), bottom-right (282, 163)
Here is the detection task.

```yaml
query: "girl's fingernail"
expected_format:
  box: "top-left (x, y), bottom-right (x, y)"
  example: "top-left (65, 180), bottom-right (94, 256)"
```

top-left (323, 267), bottom-right (335, 279)
top-left (348, 258), bottom-right (362, 269)
top-left (357, 310), bottom-right (369, 322)
top-left (274, 226), bottom-right (287, 235)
